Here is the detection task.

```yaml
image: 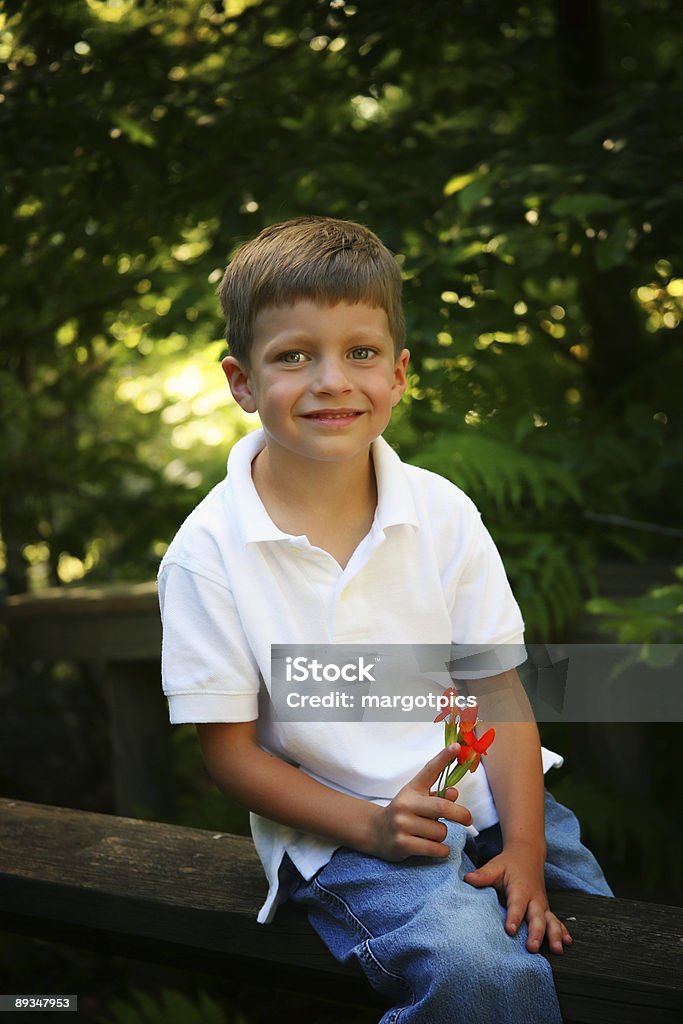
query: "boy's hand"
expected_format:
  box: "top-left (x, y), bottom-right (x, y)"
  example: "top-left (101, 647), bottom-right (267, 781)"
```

top-left (371, 744), bottom-right (473, 861)
top-left (463, 842), bottom-right (573, 954)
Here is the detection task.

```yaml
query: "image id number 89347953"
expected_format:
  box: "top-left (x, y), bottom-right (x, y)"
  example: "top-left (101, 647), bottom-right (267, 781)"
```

top-left (0, 995), bottom-right (77, 1012)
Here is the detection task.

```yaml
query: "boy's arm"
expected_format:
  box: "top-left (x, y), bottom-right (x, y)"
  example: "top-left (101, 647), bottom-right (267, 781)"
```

top-left (462, 669), bottom-right (572, 955)
top-left (196, 720), bottom-right (472, 861)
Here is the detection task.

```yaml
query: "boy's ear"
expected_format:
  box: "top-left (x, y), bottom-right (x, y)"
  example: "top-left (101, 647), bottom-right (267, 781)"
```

top-left (391, 348), bottom-right (410, 407)
top-left (222, 356), bottom-right (258, 414)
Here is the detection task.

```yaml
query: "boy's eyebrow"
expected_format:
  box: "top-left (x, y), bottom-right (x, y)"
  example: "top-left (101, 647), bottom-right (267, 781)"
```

top-left (263, 327), bottom-right (390, 348)
top-left (343, 328), bottom-right (390, 342)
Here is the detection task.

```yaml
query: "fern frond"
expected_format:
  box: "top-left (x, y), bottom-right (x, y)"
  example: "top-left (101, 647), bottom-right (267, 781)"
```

top-left (98, 989), bottom-right (228, 1024)
top-left (503, 530), bottom-right (595, 640)
top-left (413, 432), bottom-right (581, 511)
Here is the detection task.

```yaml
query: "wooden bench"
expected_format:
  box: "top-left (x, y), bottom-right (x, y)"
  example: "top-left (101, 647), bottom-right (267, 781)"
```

top-left (0, 798), bottom-right (681, 1022)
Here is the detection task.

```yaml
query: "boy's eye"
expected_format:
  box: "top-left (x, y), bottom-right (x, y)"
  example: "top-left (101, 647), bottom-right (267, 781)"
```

top-left (350, 347), bottom-right (374, 360)
top-left (279, 351), bottom-right (306, 364)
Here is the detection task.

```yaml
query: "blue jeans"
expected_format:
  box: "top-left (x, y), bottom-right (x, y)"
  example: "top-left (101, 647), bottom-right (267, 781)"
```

top-left (287, 790), bottom-right (613, 1024)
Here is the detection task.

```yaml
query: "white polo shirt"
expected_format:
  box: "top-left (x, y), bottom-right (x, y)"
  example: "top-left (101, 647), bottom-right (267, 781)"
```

top-left (158, 428), bottom-right (561, 923)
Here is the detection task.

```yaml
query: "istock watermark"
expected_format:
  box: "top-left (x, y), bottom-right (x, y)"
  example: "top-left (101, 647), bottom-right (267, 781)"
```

top-left (270, 643), bottom-right (683, 723)
top-left (285, 655), bottom-right (378, 683)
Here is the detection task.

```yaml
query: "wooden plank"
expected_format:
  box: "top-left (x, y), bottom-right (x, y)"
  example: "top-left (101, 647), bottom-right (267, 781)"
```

top-left (546, 892), bottom-right (683, 1024)
top-left (5, 583), bottom-right (161, 661)
top-left (0, 798), bottom-right (373, 1005)
top-left (5, 582), bottom-right (159, 618)
top-left (99, 663), bottom-right (174, 817)
top-left (0, 799), bottom-right (681, 1022)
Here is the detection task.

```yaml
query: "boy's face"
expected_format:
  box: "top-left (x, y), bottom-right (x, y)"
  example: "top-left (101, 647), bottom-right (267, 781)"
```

top-left (223, 300), bottom-right (409, 467)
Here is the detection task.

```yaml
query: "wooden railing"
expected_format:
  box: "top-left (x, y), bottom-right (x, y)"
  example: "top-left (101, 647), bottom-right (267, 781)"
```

top-left (5, 582), bottom-right (171, 817)
top-left (0, 798), bottom-right (681, 1023)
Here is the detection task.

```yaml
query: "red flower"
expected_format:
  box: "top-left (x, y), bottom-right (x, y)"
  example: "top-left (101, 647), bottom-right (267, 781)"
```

top-left (433, 687), bottom-right (458, 724)
top-left (458, 702), bottom-right (478, 736)
top-left (433, 687), bottom-right (494, 796)
top-left (457, 727), bottom-right (496, 773)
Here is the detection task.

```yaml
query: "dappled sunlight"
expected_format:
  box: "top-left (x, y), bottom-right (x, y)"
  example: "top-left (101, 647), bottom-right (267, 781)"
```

top-left (163, 364), bottom-right (204, 400)
top-left (635, 266), bottom-right (683, 332)
top-left (115, 341), bottom-right (259, 460)
top-left (85, 0), bottom-right (136, 23)
top-left (475, 327), bottom-right (531, 349)
top-left (2, 0), bottom-right (681, 629)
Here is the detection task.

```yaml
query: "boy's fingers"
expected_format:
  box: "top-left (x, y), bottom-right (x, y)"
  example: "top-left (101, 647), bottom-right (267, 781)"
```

top-left (403, 837), bottom-right (452, 859)
top-left (463, 865), bottom-right (501, 889)
top-left (544, 911), bottom-right (571, 954)
top-left (407, 814), bottom-right (450, 844)
top-left (412, 744), bottom-right (460, 790)
top-left (523, 900), bottom-right (547, 952)
top-left (415, 794), bottom-right (472, 827)
top-left (504, 893), bottom-right (532, 938)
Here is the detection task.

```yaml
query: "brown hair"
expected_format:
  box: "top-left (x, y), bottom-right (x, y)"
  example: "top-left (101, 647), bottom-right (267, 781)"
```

top-left (217, 216), bottom-right (405, 366)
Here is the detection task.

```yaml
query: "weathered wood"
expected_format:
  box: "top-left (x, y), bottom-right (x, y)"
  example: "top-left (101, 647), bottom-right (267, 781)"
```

top-left (99, 662), bottom-right (174, 818)
top-left (5, 584), bottom-right (170, 817)
top-left (0, 799), bottom-right (681, 1022)
top-left (0, 798), bottom-right (373, 1005)
top-left (5, 581), bottom-right (160, 618)
top-left (5, 582), bottom-right (161, 661)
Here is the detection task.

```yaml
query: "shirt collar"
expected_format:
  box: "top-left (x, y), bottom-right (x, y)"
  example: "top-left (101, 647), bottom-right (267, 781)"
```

top-left (372, 433), bottom-right (420, 532)
top-left (226, 427), bottom-right (419, 546)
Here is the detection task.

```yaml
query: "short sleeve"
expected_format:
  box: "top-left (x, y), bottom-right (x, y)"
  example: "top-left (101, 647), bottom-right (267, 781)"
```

top-left (446, 506), bottom-right (525, 676)
top-left (158, 561), bottom-right (260, 724)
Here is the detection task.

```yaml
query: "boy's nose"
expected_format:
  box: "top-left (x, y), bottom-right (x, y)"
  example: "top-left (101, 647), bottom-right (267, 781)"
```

top-left (311, 358), bottom-right (353, 394)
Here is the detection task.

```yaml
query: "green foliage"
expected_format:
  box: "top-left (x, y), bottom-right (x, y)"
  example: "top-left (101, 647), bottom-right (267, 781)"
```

top-left (586, 566), bottom-right (683, 642)
top-left (99, 989), bottom-right (233, 1024)
top-left (549, 773), bottom-right (682, 897)
top-left (409, 433), bottom-right (581, 512)
top-left (95, 983), bottom-right (379, 1024)
top-left (503, 529), bottom-right (594, 641)
top-left (390, 421), bottom-right (593, 637)
top-left (1, 0), bottom-right (681, 639)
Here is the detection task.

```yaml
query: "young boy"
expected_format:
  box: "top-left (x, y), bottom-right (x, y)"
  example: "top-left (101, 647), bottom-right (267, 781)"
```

top-left (158, 216), bottom-right (611, 1023)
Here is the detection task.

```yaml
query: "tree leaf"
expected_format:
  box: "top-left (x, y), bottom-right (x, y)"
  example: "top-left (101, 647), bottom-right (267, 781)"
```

top-left (550, 193), bottom-right (622, 216)
top-left (443, 172), bottom-right (476, 196)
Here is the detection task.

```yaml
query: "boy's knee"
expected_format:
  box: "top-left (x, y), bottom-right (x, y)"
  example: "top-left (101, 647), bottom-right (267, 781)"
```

top-left (407, 937), bottom-right (558, 1020)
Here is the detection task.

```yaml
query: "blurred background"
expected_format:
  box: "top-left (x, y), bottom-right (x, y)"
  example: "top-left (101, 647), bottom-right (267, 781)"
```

top-left (1, 1), bottom-right (681, 1021)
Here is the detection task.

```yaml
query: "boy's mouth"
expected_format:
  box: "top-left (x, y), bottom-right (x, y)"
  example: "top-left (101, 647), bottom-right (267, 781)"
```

top-left (302, 409), bottom-right (365, 425)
